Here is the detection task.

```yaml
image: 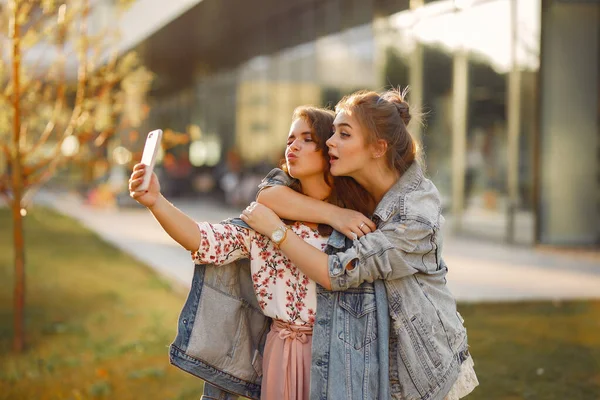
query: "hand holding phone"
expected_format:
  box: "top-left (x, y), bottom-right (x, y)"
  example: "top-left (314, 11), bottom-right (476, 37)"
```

top-left (137, 129), bottom-right (163, 192)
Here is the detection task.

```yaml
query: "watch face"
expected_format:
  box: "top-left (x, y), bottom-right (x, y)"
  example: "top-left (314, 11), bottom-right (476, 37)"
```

top-left (272, 229), bottom-right (284, 242)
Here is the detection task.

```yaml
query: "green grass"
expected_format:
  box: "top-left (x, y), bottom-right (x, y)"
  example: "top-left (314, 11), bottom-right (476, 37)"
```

top-left (460, 301), bottom-right (600, 399)
top-left (1, 207), bottom-right (599, 399)
top-left (0, 207), bottom-right (203, 400)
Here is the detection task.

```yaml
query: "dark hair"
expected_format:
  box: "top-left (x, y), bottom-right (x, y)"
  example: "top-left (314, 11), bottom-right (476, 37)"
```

top-left (282, 106), bottom-right (375, 235)
top-left (335, 88), bottom-right (418, 175)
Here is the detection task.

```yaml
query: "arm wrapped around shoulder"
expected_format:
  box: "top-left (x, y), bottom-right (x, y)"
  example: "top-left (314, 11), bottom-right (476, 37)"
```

top-left (328, 218), bottom-right (439, 291)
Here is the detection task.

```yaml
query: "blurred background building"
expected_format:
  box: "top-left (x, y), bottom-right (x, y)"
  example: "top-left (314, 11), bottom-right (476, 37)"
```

top-left (94, 0), bottom-right (598, 247)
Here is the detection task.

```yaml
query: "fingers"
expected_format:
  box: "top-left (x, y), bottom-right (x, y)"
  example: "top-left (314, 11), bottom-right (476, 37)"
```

top-left (340, 210), bottom-right (376, 238)
top-left (240, 210), bottom-right (253, 224)
top-left (129, 166), bottom-right (146, 192)
top-left (358, 221), bottom-right (373, 234)
top-left (346, 228), bottom-right (362, 240)
top-left (348, 219), bottom-right (375, 240)
top-left (130, 190), bottom-right (146, 199)
top-left (130, 169), bottom-right (145, 180)
top-left (129, 177), bottom-right (144, 192)
top-left (243, 202), bottom-right (258, 214)
top-left (363, 219), bottom-right (377, 231)
top-left (352, 224), bottom-right (368, 238)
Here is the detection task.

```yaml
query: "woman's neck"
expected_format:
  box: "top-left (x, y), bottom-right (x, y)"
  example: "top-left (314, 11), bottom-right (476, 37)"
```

top-left (352, 165), bottom-right (400, 204)
top-left (298, 175), bottom-right (331, 201)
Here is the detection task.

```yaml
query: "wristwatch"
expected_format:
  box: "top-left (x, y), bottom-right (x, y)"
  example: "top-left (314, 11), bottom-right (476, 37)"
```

top-left (271, 225), bottom-right (290, 246)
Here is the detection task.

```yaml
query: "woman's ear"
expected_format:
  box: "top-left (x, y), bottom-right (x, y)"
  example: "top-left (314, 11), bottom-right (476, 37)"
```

top-left (371, 139), bottom-right (388, 159)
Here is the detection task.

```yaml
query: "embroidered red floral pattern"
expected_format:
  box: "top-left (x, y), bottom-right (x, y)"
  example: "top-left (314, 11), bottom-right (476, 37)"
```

top-left (191, 221), bottom-right (327, 326)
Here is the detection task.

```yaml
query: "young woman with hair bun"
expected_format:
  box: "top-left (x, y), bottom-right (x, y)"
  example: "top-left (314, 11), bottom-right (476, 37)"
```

top-left (243, 89), bottom-right (479, 400)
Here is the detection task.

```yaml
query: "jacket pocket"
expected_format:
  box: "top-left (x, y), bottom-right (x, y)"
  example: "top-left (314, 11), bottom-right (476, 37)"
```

top-left (337, 287), bottom-right (378, 350)
top-left (186, 284), bottom-right (267, 382)
top-left (410, 314), bottom-right (442, 368)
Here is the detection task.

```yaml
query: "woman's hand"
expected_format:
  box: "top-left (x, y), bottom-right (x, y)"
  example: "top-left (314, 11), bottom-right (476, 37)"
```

top-left (329, 208), bottom-right (377, 240)
top-left (129, 163), bottom-right (161, 208)
top-left (240, 202), bottom-right (284, 238)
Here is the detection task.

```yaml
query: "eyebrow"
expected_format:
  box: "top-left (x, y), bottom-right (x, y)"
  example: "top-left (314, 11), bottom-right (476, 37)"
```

top-left (287, 131), bottom-right (312, 139)
top-left (334, 122), bottom-right (353, 129)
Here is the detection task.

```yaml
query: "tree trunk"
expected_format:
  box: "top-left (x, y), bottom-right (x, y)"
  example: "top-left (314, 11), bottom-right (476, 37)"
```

top-left (11, 199), bottom-right (25, 353)
top-left (10, 0), bottom-right (25, 353)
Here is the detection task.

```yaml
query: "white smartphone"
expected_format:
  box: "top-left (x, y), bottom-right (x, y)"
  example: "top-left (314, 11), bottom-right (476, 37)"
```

top-left (138, 129), bottom-right (163, 191)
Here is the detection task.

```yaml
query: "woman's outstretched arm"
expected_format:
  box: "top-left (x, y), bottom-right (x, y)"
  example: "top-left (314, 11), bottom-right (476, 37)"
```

top-left (147, 194), bottom-right (201, 251)
top-left (129, 163), bottom-right (201, 251)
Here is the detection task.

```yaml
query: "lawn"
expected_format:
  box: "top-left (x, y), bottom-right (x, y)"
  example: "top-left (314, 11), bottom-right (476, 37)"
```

top-left (1, 207), bottom-right (599, 400)
top-left (460, 301), bottom-right (600, 399)
top-left (0, 207), bottom-right (204, 400)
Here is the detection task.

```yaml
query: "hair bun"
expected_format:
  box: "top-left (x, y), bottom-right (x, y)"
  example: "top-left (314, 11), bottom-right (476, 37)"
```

top-left (382, 89), bottom-right (411, 126)
top-left (394, 101), bottom-right (411, 126)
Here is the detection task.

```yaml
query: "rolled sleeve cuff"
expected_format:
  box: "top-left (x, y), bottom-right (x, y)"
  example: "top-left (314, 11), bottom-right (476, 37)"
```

top-left (328, 248), bottom-right (360, 291)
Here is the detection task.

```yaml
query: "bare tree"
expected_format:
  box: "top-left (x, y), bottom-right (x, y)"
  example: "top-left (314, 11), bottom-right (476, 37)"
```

top-left (0, 0), bottom-right (154, 352)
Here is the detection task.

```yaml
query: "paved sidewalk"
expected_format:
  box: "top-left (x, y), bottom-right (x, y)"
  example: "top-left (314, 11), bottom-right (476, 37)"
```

top-left (35, 191), bottom-right (600, 302)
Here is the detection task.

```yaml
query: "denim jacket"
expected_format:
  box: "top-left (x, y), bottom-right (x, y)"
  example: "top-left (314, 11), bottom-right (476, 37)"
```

top-left (260, 163), bottom-right (470, 400)
top-left (169, 219), bottom-right (391, 400)
top-left (169, 218), bottom-right (268, 399)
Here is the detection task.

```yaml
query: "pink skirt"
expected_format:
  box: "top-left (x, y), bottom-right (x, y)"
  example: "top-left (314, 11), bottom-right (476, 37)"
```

top-left (261, 320), bottom-right (313, 400)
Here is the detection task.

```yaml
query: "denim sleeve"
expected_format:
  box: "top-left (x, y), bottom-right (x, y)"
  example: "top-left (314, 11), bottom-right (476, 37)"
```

top-left (256, 168), bottom-right (297, 195)
top-left (328, 218), bottom-right (435, 291)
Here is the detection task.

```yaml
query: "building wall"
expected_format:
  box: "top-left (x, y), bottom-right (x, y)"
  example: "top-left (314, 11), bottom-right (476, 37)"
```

top-left (236, 81), bottom-right (321, 164)
top-left (539, 1), bottom-right (600, 245)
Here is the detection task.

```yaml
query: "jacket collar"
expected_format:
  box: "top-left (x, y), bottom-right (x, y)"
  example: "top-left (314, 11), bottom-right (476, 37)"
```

top-left (372, 162), bottom-right (423, 223)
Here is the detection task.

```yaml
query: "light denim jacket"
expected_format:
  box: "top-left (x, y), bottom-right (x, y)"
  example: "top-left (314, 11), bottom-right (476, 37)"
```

top-left (169, 218), bottom-right (391, 400)
top-left (261, 163), bottom-right (470, 400)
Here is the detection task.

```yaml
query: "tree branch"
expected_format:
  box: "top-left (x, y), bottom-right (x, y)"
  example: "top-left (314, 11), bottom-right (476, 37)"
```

top-left (22, 155), bottom-right (68, 196)
top-left (55, 0), bottom-right (91, 151)
top-left (23, 82), bottom-right (66, 160)
top-left (22, 157), bottom-right (54, 179)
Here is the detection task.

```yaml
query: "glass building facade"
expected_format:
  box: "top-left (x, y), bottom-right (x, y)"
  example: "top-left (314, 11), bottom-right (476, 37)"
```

top-left (135, 0), bottom-right (599, 247)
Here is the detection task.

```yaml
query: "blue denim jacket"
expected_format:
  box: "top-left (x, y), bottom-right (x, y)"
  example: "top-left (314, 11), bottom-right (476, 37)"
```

top-left (260, 164), bottom-right (471, 400)
top-left (169, 219), bottom-right (391, 400)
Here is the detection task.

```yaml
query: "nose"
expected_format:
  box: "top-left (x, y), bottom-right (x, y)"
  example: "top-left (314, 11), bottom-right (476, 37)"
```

top-left (290, 139), bottom-right (301, 151)
top-left (326, 135), bottom-right (336, 148)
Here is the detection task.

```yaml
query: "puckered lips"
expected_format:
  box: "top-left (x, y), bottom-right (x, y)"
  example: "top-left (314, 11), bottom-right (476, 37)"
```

top-left (286, 152), bottom-right (298, 162)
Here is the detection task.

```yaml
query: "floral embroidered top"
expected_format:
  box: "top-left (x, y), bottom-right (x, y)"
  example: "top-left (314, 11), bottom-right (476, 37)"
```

top-left (191, 221), bottom-right (328, 326)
